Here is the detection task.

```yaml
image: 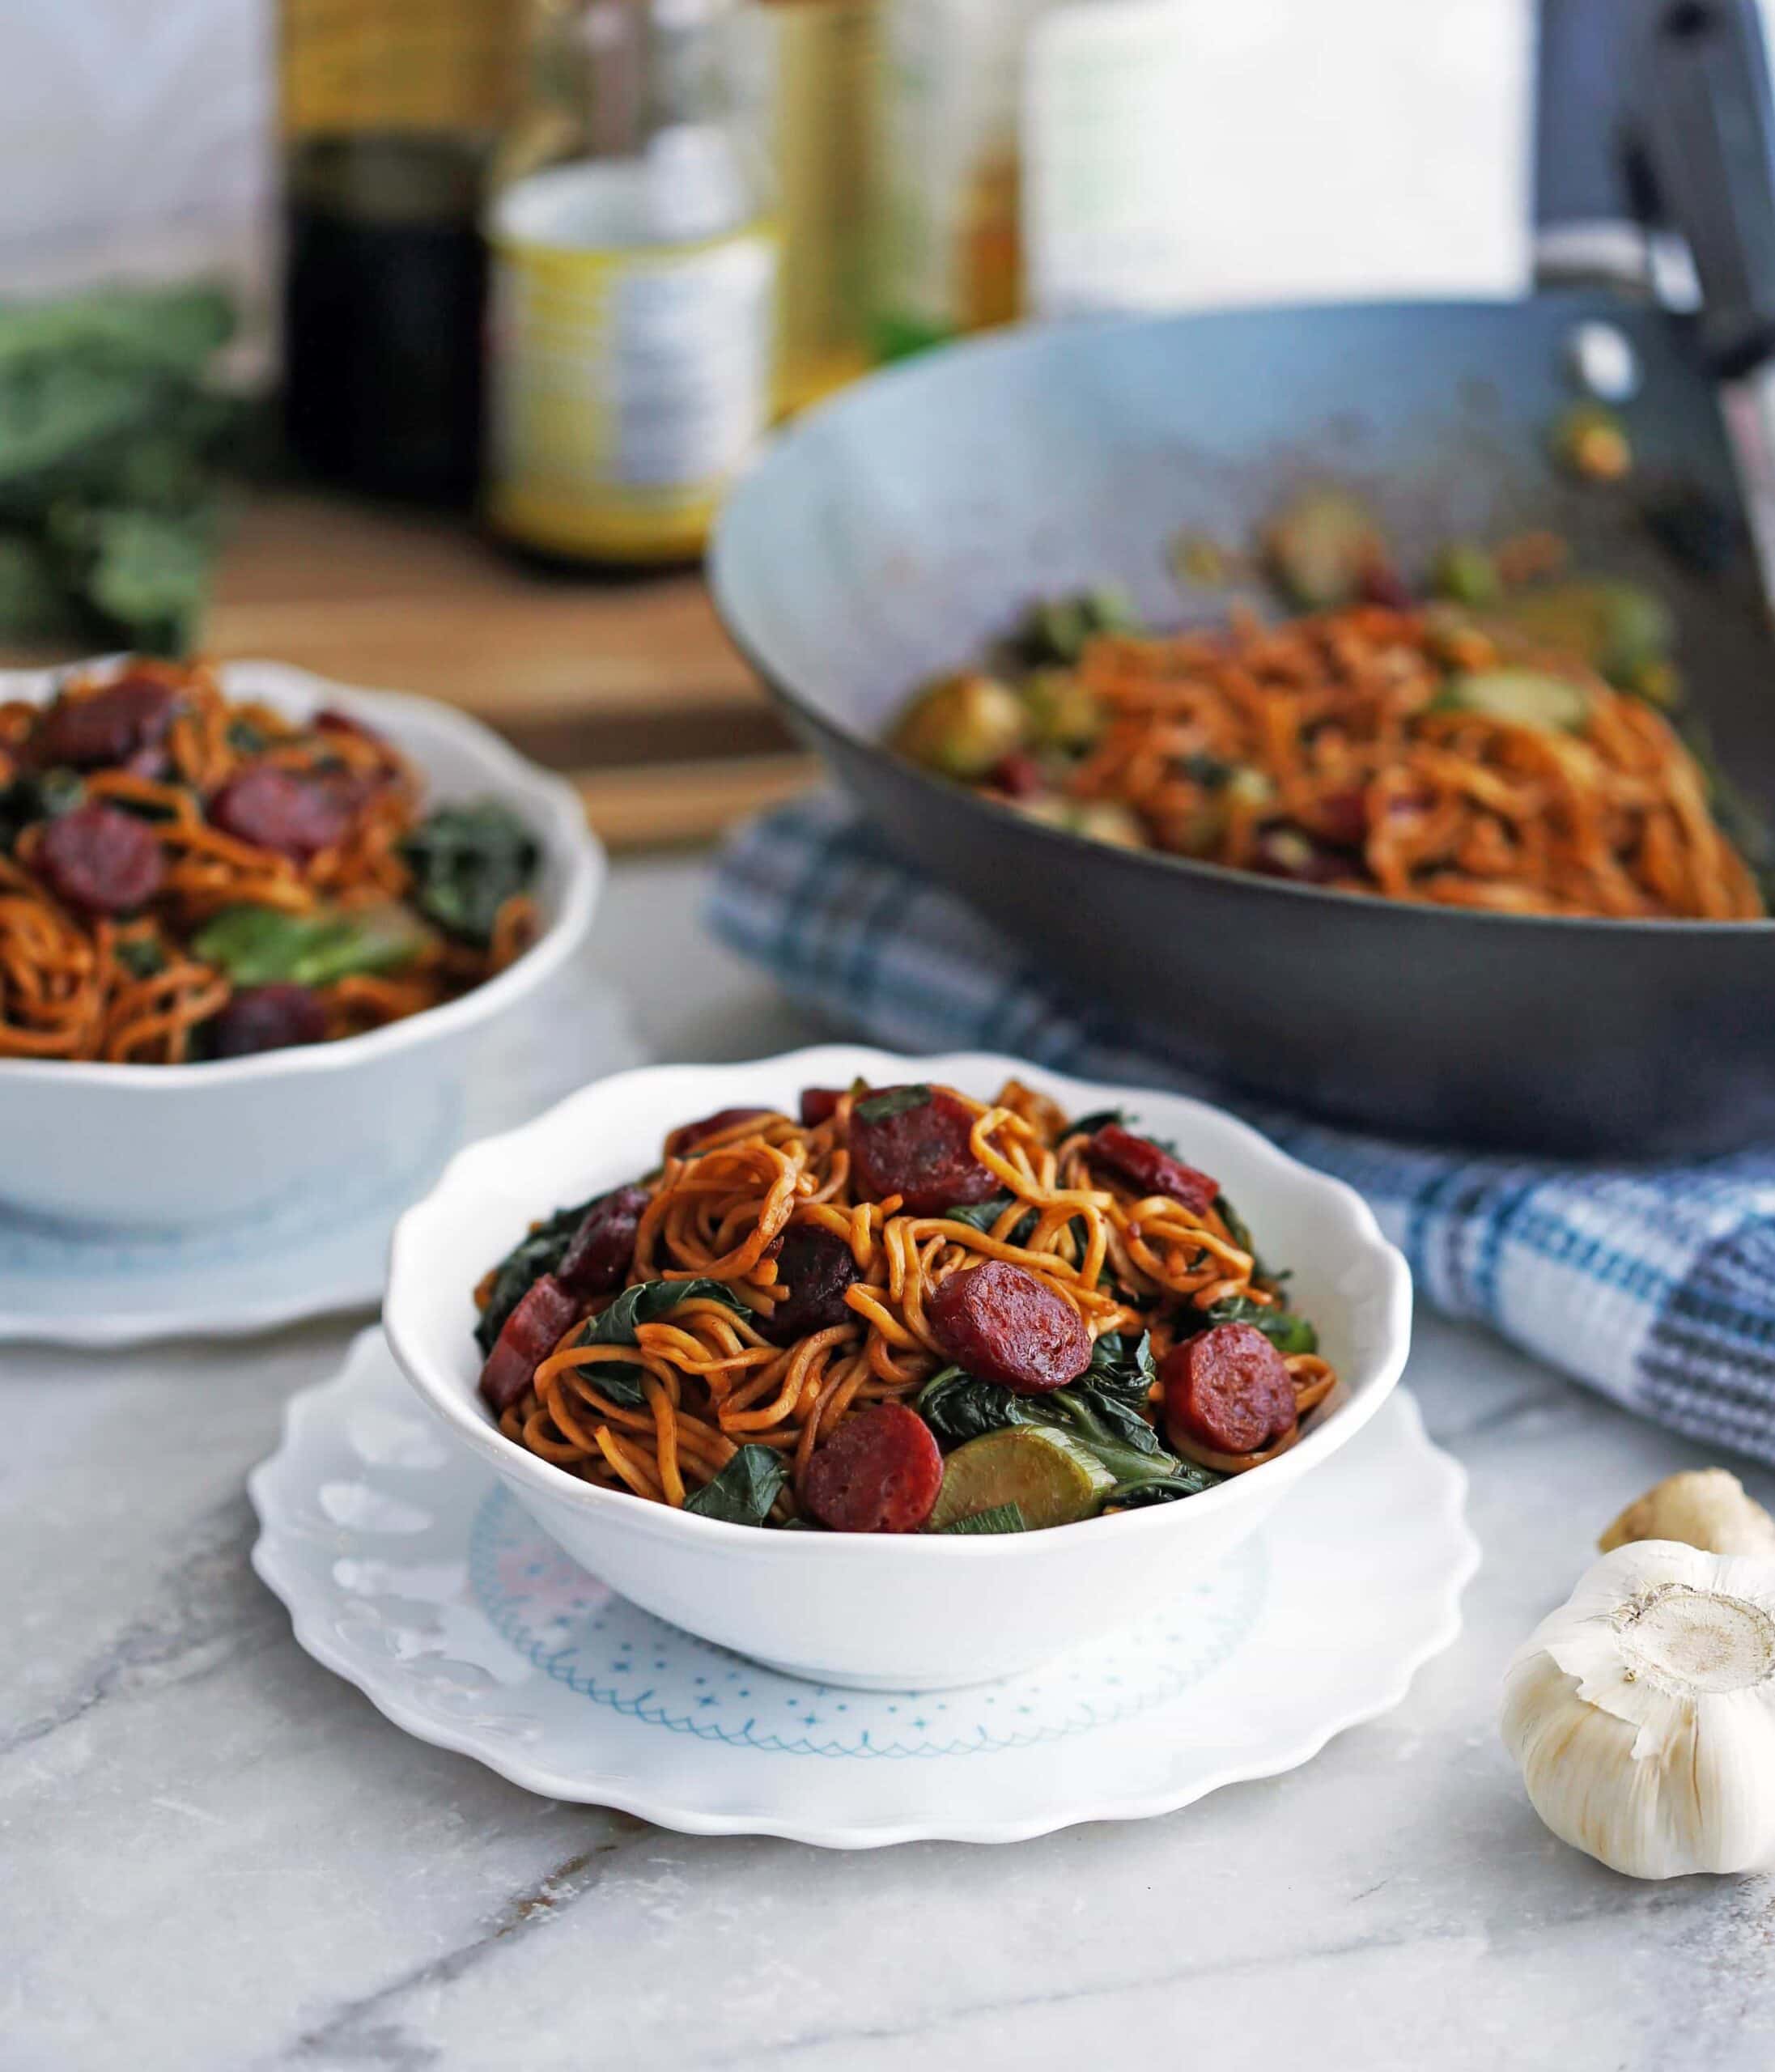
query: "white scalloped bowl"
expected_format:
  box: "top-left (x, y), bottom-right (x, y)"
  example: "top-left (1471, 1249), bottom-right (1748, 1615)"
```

top-left (0, 660), bottom-right (601, 1227)
top-left (386, 1048), bottom-right (1413, 1689)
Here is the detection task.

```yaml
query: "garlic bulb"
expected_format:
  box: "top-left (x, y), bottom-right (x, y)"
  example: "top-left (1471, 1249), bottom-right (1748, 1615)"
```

top-left (1501, 1539), bottom-right (1775, 1879)
top-left (1599, 1468), bottom-right (1775, 1560)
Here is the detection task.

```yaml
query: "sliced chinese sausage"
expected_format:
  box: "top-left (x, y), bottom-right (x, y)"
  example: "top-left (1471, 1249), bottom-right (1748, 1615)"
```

top-left (759, 1223), bottom-right (861, 1344)
top-left (208, 765), bottom-right (351, 861)
top-left (36, 802), bottom-right (163, 915)
top-left (30, 673), bottom-right (180, 773)
top-left (479, 1272), bottom-right (580, 1415)
top-left (1087, 1123), bottom-right (1219, 1216)
top-left (803, 1402), bottom-right (944, 1534)
top-left (556, 1183), bottom-right (649, 1297)
top-left (1161, 1323), bottom-right (1297, 1458)
top-left (798, 1085), bottom-right (848, 1127)
top-left (208, 984), bottom-right (329, 1058)
top-left (312, 707), bottom-right (389, 750)
top-left (663, 1106), bottom-right (774, 1157)
top-left (847, 1085), bottom-right (996, 1216)
top-left (926, 1259), bottom-right (1091, 1394)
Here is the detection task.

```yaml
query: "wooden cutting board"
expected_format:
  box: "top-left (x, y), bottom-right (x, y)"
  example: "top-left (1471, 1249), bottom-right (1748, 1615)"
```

top-left (202, 492), bottom-right (818, 850)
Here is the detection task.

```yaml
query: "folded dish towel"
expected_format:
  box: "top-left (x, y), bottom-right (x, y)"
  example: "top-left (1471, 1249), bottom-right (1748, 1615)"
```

top-left (710, 796), bottom-right (1775, 1467)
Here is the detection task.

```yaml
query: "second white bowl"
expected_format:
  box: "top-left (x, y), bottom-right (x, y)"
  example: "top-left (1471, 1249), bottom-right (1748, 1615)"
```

top-left (0, 659), bottom-right (601, 1229)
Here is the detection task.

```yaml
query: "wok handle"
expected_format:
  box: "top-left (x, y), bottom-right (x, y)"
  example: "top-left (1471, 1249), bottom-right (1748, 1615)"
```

top-left (1632, 0), bottom-right (1775, 376)
top-left (1533, 0), bottom-right (1648, 280)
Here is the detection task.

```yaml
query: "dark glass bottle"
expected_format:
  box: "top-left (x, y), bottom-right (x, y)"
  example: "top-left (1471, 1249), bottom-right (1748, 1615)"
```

top-left (280, 1), bottom-right (520, 502)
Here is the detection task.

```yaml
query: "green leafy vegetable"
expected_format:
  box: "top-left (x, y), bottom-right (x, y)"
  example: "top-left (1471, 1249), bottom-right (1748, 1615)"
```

top-left (1212, 1191), bottom-right (1255, 1256)
top-left (1013, 586), bottom-right (1140, 665)
top-left (917, 1346), bottom-right (1217, 1512)
top-left (226, 715), bottom-right (271, 758)
top-left (916, 1365), bottom-right (1039, 1447)
top-left (1066, 1107), bottom-right (1127, 1140)
top-left (683, 1445), bottom-right (788, 1526)
top-left (0, 766), bottom-right (83, 850)
top-left (1081, 1329), bottom-right (1157, 1403)
top-left (0, 283), bottom-right (240, 653)
top-left (475, 1198), bottom-right (601, 1356)
top-left (1047, 1384), bottom-right (1174, 1481)
top-left (936, 1501), bottom-right (1027, 1535)
top-left (939, 1191), bottom-right (1040, 1246)
top-left (115, 936), bottom-right (168, 979)
top-left (1191, 1291), bottom-right (1319, 1356)
top-left (1107, 1468), bottom-right (1223, 1509)
top-left (52, 503), bottom-right (218, 657)
top-left (853, 1084), bottom-right (931, 1125)
top-left (399, 800), bottom-right (540, 948)
top-left (0, 533), bottom-right (77, 638)
top-left (567, 1279), bottom-right (754, 1408)
top-left (191, 902), bottom-right (430, 987)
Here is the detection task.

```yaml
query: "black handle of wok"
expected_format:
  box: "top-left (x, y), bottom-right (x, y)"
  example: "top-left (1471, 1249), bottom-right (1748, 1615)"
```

top-left (1632, 0), bottom-right (1775, 376)
top-left (1534, 0), bottom-right (1643, 259)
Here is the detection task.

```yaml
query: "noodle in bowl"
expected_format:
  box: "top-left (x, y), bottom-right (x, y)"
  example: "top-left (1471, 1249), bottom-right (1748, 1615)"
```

top-left (385, 1047), bottom-right (1412, 1688)
top-left (0, 660), bottom-right (601, 1229)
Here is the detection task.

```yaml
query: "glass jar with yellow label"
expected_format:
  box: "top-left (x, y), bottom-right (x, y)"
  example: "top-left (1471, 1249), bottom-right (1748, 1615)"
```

top-left (485, 0), bottom-right (779, 565)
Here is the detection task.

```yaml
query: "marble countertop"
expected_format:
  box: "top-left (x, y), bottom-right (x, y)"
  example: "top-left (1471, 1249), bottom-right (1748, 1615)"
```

top-left (6, 856), bottom-right (1774, 2072)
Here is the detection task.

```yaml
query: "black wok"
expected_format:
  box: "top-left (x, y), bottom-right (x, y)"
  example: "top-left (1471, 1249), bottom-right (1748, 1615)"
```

top-left (711, 290), bottom-right (1775, 1157)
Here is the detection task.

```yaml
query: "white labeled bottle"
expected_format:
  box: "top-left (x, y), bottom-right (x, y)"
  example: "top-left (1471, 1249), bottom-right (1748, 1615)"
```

top-left (485, 0), bottom-right (779, 565)
top-left (1021, 0), bottom-right (1195, 321)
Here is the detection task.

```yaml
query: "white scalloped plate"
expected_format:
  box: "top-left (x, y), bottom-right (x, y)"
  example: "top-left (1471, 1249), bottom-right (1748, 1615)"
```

top-left (250, 1329), bottom-right (1477, 1847)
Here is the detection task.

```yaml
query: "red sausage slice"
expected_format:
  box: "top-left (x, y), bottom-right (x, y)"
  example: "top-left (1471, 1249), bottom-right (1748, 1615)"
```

top-left (209, 765), bottom-right (351, 861)
top-left (208, 983), bottom-right (328, 1058)
top-left (798, 1085), bottom-right (847, 1127)
top-left (664, 1106), bottom-right (775, 1157)
top-left (1088, 1124), bottom-right (1219, 1216)
top-left (759, 1223), bottom-right (861, 1344)
top-left (926, 1259), bottom-right (1091, 1394)
top-left (1161, 1323), bottom-right (1297, 1457)
top-left (557, 1184), bottom-right (649, 1298)
top-left (479, 1272), bottom-right (580, 1415)
top-left (30, 673), bottom-right (180, 773)
top-left (803, 1403), bottom-right (944, 1534)
top-left (37, 802), bottom-right (164, 915)
top-left (848, 1085), bottom-right (996, 1216)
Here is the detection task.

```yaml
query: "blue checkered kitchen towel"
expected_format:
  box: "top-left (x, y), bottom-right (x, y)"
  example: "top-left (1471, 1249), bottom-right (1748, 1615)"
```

top-left (710, 796), bottom-right (1775, 1467)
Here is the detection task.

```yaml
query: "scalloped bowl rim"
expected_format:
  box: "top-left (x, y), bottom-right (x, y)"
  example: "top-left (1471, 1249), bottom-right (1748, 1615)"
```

top-left (384, 1045), bottom-right (1414, 1560)
top-left (0, 656), bottom-right (604, 1087)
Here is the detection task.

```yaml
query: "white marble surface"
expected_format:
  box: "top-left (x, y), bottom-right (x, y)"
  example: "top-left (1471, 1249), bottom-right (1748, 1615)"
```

top-left (5, 856), bottom-right (1775, 2072)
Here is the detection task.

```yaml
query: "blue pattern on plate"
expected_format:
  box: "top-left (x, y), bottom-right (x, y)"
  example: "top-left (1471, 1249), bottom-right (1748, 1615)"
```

top-left (469, 1486), bottom-right (1267, 1758)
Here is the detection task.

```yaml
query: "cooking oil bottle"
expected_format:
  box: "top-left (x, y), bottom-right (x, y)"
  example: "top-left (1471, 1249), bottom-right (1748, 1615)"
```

top-left (485, 0), bottom-right (779, 566)
top-left (741, 0), bottom-right (875, 411)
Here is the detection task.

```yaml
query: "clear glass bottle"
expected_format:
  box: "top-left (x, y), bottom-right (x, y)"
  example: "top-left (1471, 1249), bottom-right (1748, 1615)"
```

top-left (870, 0), bottom-right (1197, 357)
top-left (870, 0), bottom-right (1046, 359)
top-left (485, 0), bottom-right (779, 565)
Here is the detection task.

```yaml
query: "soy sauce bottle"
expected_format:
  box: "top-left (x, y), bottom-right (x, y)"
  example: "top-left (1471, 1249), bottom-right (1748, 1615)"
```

top-left (280, 0), bottom-right (521, 502)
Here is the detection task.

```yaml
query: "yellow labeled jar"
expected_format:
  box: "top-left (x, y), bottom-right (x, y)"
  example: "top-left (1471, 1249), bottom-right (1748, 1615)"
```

top-left (486, 0), bottom-right (779, 564)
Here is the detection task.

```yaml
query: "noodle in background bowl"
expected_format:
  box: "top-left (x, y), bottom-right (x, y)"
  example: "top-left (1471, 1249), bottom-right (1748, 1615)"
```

top-left (0, 660), bottom-right (601, 1229)
top-left (385, 1048), bottom-right (1413, 1689)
